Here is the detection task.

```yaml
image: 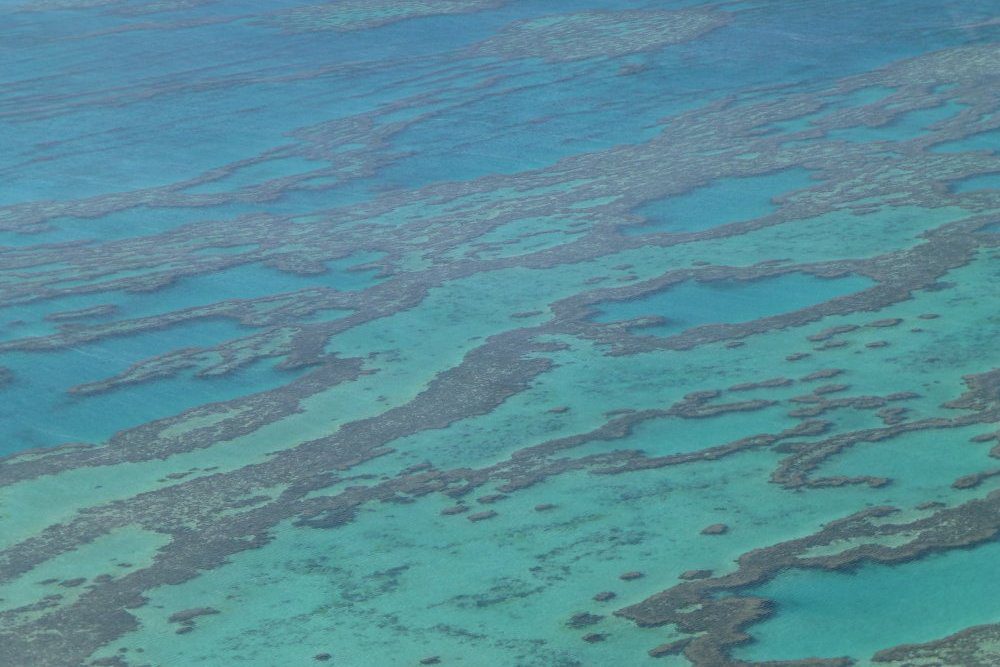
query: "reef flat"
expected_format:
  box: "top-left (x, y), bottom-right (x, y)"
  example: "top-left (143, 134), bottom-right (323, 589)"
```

top-left (0, 1), bottom-right (998, 665)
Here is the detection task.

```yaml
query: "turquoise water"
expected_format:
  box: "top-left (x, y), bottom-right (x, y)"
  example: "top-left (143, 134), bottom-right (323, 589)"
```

top-left (623, 168), bottom-right (816, 235)
top-left (592, 273), bottom-right (873, 335)
top-left (1, 2), bottom-right (999, 666)
top-left (826, 100), bottom-right (968, 143)
top-left (0, 318), bottom-right (301, 453)
top-left (931, 128), bottom-right (1000, 154)
top-left (735, 539), bottom-right (1000, 663)
top-left (0, 252), bottom-right (381, 342)
top-left (951, 172), bottom-right (1000, 193)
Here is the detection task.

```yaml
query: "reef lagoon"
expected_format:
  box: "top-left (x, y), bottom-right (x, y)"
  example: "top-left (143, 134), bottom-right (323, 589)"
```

top-left (1, 1), bottom-right (999, 666)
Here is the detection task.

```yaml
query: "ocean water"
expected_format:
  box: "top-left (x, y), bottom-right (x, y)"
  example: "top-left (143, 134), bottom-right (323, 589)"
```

top-left (735, 538), bottom-right (1000, 663)
top-left (622, 168), bottom-right (816, 235)
top-left (952, 172), bottom-right (1000, 193)
top-left (590, 272), bottom-right (874, 335)
top-left (1, 1), bottom-right (999, 666)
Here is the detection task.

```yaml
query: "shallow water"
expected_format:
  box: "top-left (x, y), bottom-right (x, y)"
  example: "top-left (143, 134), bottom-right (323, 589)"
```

top-left (623, 168), bottom-right (816, 235)
top-left (735, 538), bottom-right (1000, 663)
top-left (591, 273), bottom-right (873, 335)
top-left (1, 1), bottom-right (999, 666)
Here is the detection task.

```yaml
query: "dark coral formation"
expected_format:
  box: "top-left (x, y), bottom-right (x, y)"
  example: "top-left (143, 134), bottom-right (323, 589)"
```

top-left (167, 607), bottom-right (219, 623)
top-left (873, 623), bottom-right (1000, 665)
top-left (567, 612), bottom-right (603, 628)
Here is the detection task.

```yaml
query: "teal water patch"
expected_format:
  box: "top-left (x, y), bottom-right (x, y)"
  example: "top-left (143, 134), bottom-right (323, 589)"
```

top-left (950, 171), bottom-right (1000, 193)
top-left (930, 128), bottom-right (1000, 154)
top-left (0, 318), bottom-right (296, 454)
top-left (817, 424), bottom-right (999, 508)
top-left (827, 100), bottom-right (967, 143)
top-left (0, 291), bottom-right (116, 343)
top-left (0, 251), bottom-right (382, 340)
top-left (623, 168), bottom-right (814, 235)
top-left (734, 538), bottom-right (1000, 662)
top-left (591, 272), bottom-right (873, 335)
top-left (119, 252), bottom-right (384, 320)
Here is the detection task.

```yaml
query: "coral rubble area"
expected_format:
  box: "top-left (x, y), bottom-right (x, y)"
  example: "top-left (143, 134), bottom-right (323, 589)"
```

top-left (0, 0), bottom-right (998, 665)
